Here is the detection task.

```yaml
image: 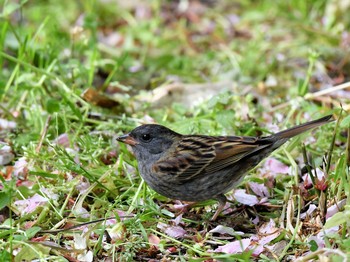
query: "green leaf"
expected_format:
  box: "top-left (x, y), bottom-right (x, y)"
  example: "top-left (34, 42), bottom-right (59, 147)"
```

top-left (324, 209), bottom-right (350, 229)
top-left (340, 115), bottom-right (350, 128)
top-left (46, 99), bottom-right (60, 113)
top-left (1, 3), bottom-right (20, 17)
top-left (0, 0), bottom-right (28, 17)
top-left (0, 192), bottom-right (11, 210)
top-left (216, 110), bottom-right (235, 129)
top-left (14, 244), bottom-right (51, 262)
top-left (309, 239), bottom-right (318, 252)
top-left (0, 249), bottom-right (11, 262)
top-left (25, 226), bottom-right (42, 239)
top-left (29, 171), bottom-right (60, 179)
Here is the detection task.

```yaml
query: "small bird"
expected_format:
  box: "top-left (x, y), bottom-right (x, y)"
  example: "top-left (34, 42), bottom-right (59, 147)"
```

top-left (117, 115), bottom-right (332, 220)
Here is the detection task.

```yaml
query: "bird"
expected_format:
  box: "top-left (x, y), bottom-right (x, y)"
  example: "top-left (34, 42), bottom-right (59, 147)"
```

top-left (117, 115), bottom-right (333, 221)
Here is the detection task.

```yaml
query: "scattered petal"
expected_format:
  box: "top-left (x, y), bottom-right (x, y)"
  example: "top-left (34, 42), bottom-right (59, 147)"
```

top-left (259, 219), bottom-right (278, 234)
top-left (214, 238), bottom-right (251, 254)
top-left (65, 148), bottom-right (80, 165)
top-left (252, 216), bottom-right (260, 225)
top-left (173, 214), bottom-right (183, 225)
top-left (76, 179), bottom-right (90, 193)
top-left (74, 233), bottom-right (87, 249)
top-left (12, 157), bottom-right (28, 178)
top-left (300, 204), bottom-right (317, 219)
top-left (54, 133), bottom-right (70, 148)
top-left (326, 199), bottom-right (347, 219)
top-left (250, 231), bottom-right (280, 256)
top-left (0, 119), bottom-right (17, 130)
top-left (148, 234), bottom-right (160, 248)
top-left (41, 188), bottom-right (59, 201)
top-left (98, 31), bottom-right (124, 47)
top-left (307, 226), bottom-right (339, 251)
top-left (75, 234), bottom-right (93, 262)
top-left (116, 210), bottom-right (134, 221)
top-left (105, 219), bottom-right (117, 226)
top-left (234, 189), bottom-right (259, 206)
top-left (209, 225), bottom-right (244, 236)
top-left (78, 251), bottom-right (93, 262)
top-left (248, 219), bottom-right (281, 256)
top-left (165, 226), bottom-right (186, 239)
top-left (308, 235), bottom-right (325, 250)
top-left (0, 145), bottom-right (14, 166)
top-left (248, 182), bottom-right (270, 197)
top-left (13, 194), bottom-right (48, 215)
top-left (157, 222), bottom-right (186, 239)
top-left (302, 168), bottom-right (325, 188)
top-left (264, 158), bottom-right (289, 175)
top-left (73, 207), bottom-right (90, 219)
top-left (106, 222), bottom-right (125, 241)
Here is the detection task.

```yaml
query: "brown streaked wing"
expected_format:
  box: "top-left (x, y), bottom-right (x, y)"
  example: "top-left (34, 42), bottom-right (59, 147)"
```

top-left (152, 136), bottom-right (217, 182)
top-left (204, 136), bottom-right (273, 174)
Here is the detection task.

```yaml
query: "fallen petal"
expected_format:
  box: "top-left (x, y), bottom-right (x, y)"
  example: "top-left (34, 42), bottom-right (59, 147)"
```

top-left (234, 189), bottom-right (259, 206)
top-left (249, 182), bottom-right (270, 198)
top-left (215, 238), bottom-right (251, 254)
top-left (209, 225), bottom-right (244, 236)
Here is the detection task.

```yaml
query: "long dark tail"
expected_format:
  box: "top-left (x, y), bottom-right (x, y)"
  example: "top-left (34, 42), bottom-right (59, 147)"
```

top-left (274, 115), bottom-right (333, 139)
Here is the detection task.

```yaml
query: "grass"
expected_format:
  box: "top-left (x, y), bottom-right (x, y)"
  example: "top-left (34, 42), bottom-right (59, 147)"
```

top-left (0, 0), bottom-right (349, 261)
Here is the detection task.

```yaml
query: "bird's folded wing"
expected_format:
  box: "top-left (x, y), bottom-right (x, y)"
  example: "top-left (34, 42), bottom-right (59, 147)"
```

top-left (152, 136), bottom-right (271, 182)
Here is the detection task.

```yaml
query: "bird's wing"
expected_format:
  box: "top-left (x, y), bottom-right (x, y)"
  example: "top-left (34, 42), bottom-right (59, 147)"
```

top-left (205, 136), bottom-right (271, 174)
top-left (152, 135), bottom-right (271, 182)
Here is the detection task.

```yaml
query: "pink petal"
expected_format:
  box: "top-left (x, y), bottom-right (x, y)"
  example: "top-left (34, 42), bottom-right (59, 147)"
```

top-left (234, 189), bottom-right (259, 206)
top-left (14, 194), bottom-right (48, 215)
top-left (259, 219), bottom-right (277, 234)
top-left (248, 182), bottom-right (270, 197)
top-left (264, 158), bottom-right (289, 174)
top-left (105, 219), bottom-right (117, 226)
top-left (0, 145), bottom-right (14, 165)
top-left (173, 214), bottom-right (183, 225)
top-left (252, 216), bottom-right (260, 225)
top-left (157, 223), bottom-right (186, 239)
top-left (0, 119), bottom-right (17, 129)
top-left (302, 168), bottom-right (325, 186)
top-left (307, 225), bottom-right (339, 251)
top-left (74, 207), bottom-right (90, 219)
top-left (326, 199), bottom-right (347, 219)
top-left (300, 204), bottom-right (317, 219)
top-left (308, 235), bottom-right (325, 250)
top-left (248, 219), bottom-right (281, 256)
top-left (12, 157), bottom-right (28, 178)
top-left (258, 231), bottom-right (280, 245)
top-left (106, 222), bottom-right (125, 241)
top-left (209, 225), bottom-right (244, 236)
top-left (116, 210), bottom-right (134, 221)
top-left (250, 232), bottom-right (281, 256)
top-left (215, 238), bottom-right (251, 254)
top-left (165, 226), bottom-right (186, 238)
top-left (55, 133), bottom-right (70, 148)
top-left (148, 234), bottom-right (160, 247)
top-left (76, 179), bottom-right (90, 193)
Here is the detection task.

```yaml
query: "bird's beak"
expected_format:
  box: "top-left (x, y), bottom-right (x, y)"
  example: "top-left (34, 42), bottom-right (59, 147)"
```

top-left (116, 134), bottom-right (138, 146)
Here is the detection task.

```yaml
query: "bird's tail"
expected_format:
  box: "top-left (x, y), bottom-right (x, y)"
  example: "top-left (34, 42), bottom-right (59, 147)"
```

top-left (274, 115), bottom-right (333, 139)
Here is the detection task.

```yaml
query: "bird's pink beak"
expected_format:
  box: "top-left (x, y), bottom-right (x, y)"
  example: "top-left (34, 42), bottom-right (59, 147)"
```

top-left (117, 134), bottom-right (138, 146)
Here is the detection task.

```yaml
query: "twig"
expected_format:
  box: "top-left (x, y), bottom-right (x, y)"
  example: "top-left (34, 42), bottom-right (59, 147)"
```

top-left (295, 248), bottom-right (347, 262)
top-left (304, 81), bottom-right (350, 100)
top-left (38, 216), bottom-right (133, 234)
top-left (36, 115), bottom-right (51, 153)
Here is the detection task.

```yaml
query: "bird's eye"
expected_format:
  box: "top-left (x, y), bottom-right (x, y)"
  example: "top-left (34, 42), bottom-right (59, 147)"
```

top-left (141, 133), bottom-right (152, 142)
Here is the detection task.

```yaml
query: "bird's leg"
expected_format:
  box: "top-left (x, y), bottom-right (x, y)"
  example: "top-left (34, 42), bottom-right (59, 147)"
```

top-left (211, 194), bottom-right (227, 221)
